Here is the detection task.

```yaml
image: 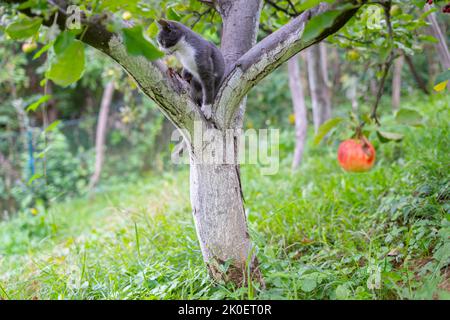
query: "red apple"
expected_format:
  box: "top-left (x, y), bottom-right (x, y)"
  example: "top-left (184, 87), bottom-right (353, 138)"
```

top-left (337, 136), bottom-right (376, 172)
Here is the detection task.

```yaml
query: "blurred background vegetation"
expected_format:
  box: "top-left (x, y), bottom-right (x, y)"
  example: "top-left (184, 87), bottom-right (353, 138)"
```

top-left (0, 0), bottom-right (449, 299)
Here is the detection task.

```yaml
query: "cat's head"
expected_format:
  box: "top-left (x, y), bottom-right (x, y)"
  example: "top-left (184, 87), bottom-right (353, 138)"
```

top-left (157, 19), bottom-right (184, 52)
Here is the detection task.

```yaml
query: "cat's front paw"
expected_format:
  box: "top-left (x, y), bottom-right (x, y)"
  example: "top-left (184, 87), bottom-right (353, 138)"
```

top-left (201, 104), bottom-right (212, 119)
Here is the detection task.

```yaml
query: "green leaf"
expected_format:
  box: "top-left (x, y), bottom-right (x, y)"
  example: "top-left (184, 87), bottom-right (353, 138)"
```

top-left (303, 10), bottom-right (341, 43)
top-left (122, 26), bottom-right (164, 61)
top-left (395, 108), bottom-right (423, 126)
top-left (298, 0), bottom-right (334, 11)
top-left (17, 0), bottom-right (36, 10)
top-left (33, 41), bottom-right (53, 60)
top-left (418, 35), bottom-right (438, 44)
top-left (419, 7), bottom-right (438, 20)
top-left (26, 95), bottom-right (52, 112)
top-left (5, 16), bottom-right (42, 40)
top-left (44, 120), bottom-right (61, 133)
top-left (167, 7), bottom-right (181, 21)
top-left (27, 173), bottom-right (43, 186)
top-left (335, 284), bottom-right (350, 300)
top-left (376, 130), bottom-right (404, 143)
top-left (313, 117), bottom-right (344, 145)
top-left (36, 146), bottom-right (52, 159)
top-left (53, 31), bottom-right (76, 54)
top-left (300, 278), bottom-right (317, 292)
top-left (47, 40), bottom-right (85, 87)
top-left (146, 22), bottom-right (159, 38)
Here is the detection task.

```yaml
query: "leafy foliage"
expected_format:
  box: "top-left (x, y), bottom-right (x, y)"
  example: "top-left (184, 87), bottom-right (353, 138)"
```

top-left (122, 25), bottom-right (164, 61)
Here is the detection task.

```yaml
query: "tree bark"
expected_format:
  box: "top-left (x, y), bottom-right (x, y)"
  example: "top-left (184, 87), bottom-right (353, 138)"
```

top-left (0, 151), bottom-right (20, 217)
top-left (0, 151), bottom-right (20, 182)
top-left (288, 56), bottom-right (308, 170)
top-left (89, 81), bottom-right (115, 190)
top-left (424, 4), bottom-right (450, 71)
top-left (319, 42), bottom-right (332, 121)
top-left (392, 54), bottom-right (404, 111)
top-left (330, 46), bottom-right (342, 95)
top-left (307, 44), bottom-right (331, 133)
top-left (189, 159), bottom-right (257, 284)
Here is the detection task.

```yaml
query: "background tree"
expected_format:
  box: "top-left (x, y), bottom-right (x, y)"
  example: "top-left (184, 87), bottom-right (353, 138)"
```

top-left (392, 54), bottom-right (404, 111)
top-left (307, 43), bottom-right (332, 132)
top-left (288, 55), bottom-right (308, 169)
top-left (424, 2), bottom-right (450, 71)
top-left (88, 80), bottom-right (115, 190)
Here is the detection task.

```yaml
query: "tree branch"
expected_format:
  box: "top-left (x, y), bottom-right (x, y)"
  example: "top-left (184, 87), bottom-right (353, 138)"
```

top-left (404, 54), bottom-right (430, 95)
top-left (370, 51), bottom-right (394, 124)
top-left (1, 0), bottom-right (203, 138)
top-left (264, 0), bottom-right (296, 17)
top-left (197, 0), bottom-right (215, 7)
top-left (214, 1), bottom-right (363, 128)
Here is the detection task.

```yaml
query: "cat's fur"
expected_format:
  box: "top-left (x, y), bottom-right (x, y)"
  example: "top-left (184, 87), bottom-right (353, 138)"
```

top-left (157, 19), bottom-right (225, 119)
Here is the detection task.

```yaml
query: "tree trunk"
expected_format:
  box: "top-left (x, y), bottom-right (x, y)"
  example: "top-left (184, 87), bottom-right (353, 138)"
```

top-left (0, 151), bottom-right (20, 218)
top-left (425, 4), bottom-right (450, 71)
top-left (186, 0), bottom-right (264, 286)
top-left (88, 81), bottom-right (115, 190)
top-left (392, 54), bottom-right (404, 111)
top-left (184, 118), bottom-right (262, 285)
top-left (330, 46), bottom-right (342, 94)
top-left (189, 160), bottom-right (256, 283)
top-left (288, 56), bottom-right (308, 170)
top-left (319, 43), bottom-right (332, 121)
top-left (307, 44), bottom-right (331, 133)
top-left (147, 118), bottom-right (175, 172)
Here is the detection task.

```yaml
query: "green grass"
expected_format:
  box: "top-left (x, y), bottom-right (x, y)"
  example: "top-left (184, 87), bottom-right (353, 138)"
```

top-left (0, 94), bottom-right (449, 300)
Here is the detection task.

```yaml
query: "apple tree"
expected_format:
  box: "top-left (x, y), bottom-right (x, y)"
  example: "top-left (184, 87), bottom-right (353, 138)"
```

top-left (3, 0), bottom-right (445, 286)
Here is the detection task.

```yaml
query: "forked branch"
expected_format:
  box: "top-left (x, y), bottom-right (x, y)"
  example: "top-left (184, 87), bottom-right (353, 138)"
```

top-left (214, 1), bottom-right (364, 128)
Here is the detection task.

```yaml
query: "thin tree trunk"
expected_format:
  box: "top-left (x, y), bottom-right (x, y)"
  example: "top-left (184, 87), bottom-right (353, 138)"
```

top-left (319, 42), bottom-right (332, 121)
top-left (0, 151), bottom-right (20, 217)
top-left (425, 4), bottom-right (450, 71)
top-left (88, 81), bottom-right (115, 190)
top-left (330, 46), bottom-right (342, 94)
top-left (0, 151), bottom-right (20, 182)
top-left (146, 118), bottom-right (175, 172)
top-left (307, 44), bottom-right (331, 133)
top-left (12, 92), bottom-right (35, 179)
top-left (404, 55), bottom-right (430, 95)
top-left (288, 56), bottom-right (308, 170)
top-left (392, 54), bottom-right (404, 111)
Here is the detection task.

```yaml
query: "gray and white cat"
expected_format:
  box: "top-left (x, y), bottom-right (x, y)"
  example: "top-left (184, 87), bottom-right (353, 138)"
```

top-left (157, 19), bottom-right (225, 119)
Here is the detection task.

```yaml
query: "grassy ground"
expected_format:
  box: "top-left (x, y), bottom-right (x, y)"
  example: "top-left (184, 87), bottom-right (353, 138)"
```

top-left (0, 94), bottom-right (449, 300)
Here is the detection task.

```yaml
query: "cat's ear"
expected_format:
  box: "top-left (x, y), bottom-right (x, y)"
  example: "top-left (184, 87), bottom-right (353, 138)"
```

top-left (157, 19), bottom-right (170, 30)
